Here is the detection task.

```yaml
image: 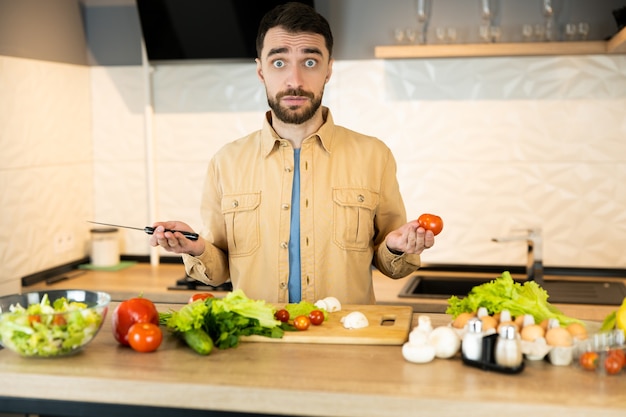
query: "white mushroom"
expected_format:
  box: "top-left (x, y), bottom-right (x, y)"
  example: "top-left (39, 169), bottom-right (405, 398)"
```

top-left (341, 311), bottom-right (369, 329)
top-left (321, 296), bottom-right (342, 312)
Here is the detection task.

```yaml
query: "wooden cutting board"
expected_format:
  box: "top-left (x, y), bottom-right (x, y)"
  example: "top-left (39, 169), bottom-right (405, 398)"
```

top-left (242, 304), bottom-right (413, 345)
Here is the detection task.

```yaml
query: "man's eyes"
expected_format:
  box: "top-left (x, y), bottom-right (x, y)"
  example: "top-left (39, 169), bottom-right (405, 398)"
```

top-left (271, 59), bottom-right (318, 68)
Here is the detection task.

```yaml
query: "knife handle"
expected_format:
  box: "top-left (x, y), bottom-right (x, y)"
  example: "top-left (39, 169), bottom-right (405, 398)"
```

top-left (143, 227), bottom-right (199, 241)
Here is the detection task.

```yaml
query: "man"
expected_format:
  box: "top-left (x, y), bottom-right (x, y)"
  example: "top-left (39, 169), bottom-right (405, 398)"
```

top-left (150, 2), bottom-right (436, 304)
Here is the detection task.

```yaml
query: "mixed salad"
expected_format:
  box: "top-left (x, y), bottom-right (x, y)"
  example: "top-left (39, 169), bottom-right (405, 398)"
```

top-left (0, 294), bottom-right (105, 357)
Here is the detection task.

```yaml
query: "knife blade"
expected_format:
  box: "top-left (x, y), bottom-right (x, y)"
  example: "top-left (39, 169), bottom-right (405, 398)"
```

top-left (88, 221), bottom-right (199, 241)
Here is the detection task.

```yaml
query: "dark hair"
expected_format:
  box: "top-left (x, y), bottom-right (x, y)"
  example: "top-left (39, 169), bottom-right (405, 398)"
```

top-left (256, 2), bottom-right (334, 59)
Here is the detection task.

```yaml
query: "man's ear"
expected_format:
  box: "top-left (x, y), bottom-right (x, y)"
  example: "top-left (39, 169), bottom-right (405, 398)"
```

top-left (255, 58), bottom-right (264, 82)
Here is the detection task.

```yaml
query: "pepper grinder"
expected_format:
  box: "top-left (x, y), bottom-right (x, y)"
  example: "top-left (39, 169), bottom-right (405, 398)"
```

top-left (494, 324), bottom-right (523, 368)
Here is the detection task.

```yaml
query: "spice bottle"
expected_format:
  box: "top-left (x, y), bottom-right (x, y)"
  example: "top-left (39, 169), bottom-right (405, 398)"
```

top-left (462, 317), bottom-right (483, 361)
top-left (494, 324), bottom-right (523, 368)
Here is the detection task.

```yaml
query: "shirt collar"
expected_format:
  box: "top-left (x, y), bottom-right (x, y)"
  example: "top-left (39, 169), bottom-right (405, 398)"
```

top-left (261, 107), bottom-right (334, 157)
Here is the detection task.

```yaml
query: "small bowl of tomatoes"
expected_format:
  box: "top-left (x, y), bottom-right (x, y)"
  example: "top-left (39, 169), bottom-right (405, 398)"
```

top-left (574, 329), bottom-right (626, 375)
top-left (0, 289), bottom-right (110, 357)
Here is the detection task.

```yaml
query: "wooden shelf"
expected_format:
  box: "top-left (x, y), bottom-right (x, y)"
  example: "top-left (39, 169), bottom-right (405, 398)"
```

top-left (375, 27), bottom-right (626, 59)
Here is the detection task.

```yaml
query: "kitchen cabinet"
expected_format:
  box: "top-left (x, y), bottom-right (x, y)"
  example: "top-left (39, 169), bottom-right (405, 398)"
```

top-left (375, 26), bottom-right (626, 59)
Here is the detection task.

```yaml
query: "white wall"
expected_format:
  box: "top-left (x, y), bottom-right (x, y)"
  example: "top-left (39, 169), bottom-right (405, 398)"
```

top-left (0, 56), bottom-right (92, 293)
top-left (91, 54), bottom-right (626, 270)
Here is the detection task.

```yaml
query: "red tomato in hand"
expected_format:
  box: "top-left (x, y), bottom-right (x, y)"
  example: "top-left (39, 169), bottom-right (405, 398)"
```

top-left (417, 213), bottom-right (444, 236)
top-left (274, 309), bottom-right (290, 323)
top-left (188, 293), bottom-right (214, 303)
top-left (128, 322), bottom-right (162, 353)
top-left (112, 297), bottom-right (159, 346)
top-left (293, 315), bottom-right (311, 331)
top-left (309, 310), bottom-right (325, 326)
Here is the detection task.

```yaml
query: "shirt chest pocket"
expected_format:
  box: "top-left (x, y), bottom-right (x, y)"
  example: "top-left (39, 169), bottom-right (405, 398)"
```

top-left (221, 192), bottom-right (261, 256)
top-left (333, 188), bottom-right (379, 251)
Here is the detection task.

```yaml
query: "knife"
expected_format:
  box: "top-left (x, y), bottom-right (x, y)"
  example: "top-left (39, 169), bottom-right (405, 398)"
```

top-left (88, 221), bottom-right (199, 241)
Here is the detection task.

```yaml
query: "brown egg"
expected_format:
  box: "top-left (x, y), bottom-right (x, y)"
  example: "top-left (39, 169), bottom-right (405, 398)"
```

top-left (566, 322), bottom-right (588, 340)
top-left (539, 318), bottom-right (550, 331)
top-left (521, 324), bottom-right (545, 341)
top-left (514, 315), bottom-right (525, 328)
top-left (545, 326), bottom-right (573, 347)
top-left (480, 315), bottom-right (498, 332)
top-left (452, 312), bottom-right (476, 329)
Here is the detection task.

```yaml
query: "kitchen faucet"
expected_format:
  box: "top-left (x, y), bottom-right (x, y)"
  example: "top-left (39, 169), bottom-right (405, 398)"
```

top-left (492, 228), bottom-right (544, 285)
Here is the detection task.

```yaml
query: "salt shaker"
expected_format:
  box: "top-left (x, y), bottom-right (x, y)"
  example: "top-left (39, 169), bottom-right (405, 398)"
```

top-left (495, 324), bottom-right (523, 368)
top-left (462, 317), bottom-right (483, 361)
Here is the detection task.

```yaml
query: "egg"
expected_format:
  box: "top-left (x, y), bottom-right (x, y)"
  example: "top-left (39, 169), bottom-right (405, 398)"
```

top-left (452, 312), bottom-right (475, 329)
top-left (566, 322), bottom-right (588, 340)
top-left (545, 326), bottom-right (573, 347)
top-left (480, 315), bottom-right (498, 332)
top-left (521, 324), bottom-right (545, 342)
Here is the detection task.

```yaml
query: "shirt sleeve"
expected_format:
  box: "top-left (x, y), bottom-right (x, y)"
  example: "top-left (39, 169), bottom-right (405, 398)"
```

top-left (182, 243), bottom-right (230, 285)
top-left (375, 243), bottom-right (421, 278)
top-left (371, 145), bottom-right (421, 278)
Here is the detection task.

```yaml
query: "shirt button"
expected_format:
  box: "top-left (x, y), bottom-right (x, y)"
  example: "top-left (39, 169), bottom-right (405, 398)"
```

top-left (232, 200), bottom-right (239, 208)
top-left (357, 194), bottom-right (365, 203)
top-left (280, 282), bottom-right (287, 289)
top-left (285, 167), bottom-right (292, 172)
top-left (280, 141), bottom-right (288, 147)
top-left (280, 241), bottom-right (288, 249)
top-left (282, 204), bottom-right (290, 210)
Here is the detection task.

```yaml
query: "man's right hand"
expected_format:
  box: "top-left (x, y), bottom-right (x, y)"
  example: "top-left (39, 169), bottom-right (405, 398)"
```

top-left (149, 221), bottom-right (205, 256)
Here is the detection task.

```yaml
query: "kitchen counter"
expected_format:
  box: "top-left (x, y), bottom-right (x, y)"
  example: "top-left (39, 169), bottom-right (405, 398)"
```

top-left (1, 303), bottom-right (625, 417)
top-left (28, 263), bottom-right (619, 321)
top-left (3, 263), bottom-right (624, 416)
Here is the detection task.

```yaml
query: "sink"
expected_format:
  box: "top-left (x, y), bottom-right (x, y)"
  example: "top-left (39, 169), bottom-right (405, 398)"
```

top-left (399, 267), bottom-right (626, 305)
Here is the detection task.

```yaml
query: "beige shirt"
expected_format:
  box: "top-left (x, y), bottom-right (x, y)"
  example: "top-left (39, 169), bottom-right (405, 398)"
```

top-left (183, 108), bottom-right (420, 304)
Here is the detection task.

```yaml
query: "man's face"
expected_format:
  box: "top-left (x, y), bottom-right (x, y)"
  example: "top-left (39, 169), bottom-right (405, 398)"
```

top-left (256, 27), bottom-right (333, 125)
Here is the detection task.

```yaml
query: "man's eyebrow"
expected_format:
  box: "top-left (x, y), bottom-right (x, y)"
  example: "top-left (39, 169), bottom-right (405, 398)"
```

top-left (267, 47), bottom-right (288, 57)
top-left (266, 46), bottom-right (324, 58)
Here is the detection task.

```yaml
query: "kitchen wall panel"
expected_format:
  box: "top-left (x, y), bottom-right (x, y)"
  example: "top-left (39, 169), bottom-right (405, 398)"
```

top-left (92, 54), bottom-right (626, 269)
top-left (0, 56), bottom-right (92, 287)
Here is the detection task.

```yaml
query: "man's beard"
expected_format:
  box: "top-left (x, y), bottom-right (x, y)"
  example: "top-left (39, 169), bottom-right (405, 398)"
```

top-left (268, 88), bottom-right (323, 125)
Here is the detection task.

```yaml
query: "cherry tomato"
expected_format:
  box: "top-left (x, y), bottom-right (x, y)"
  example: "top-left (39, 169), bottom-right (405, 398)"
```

top-left (293, 315), bottom-right (311, 331)
top-left (608, 348), bottom-right (626, 368)
top-left (579, 351), bottom-right (599, 371)
top-left (28, 315), bottom-right (41, 324)
top-left (309, 310), bottom-right (325, 326)
top-left (127, 322), bottom-right (163, 353)
top-left (604, 354), bottom-right (623, 375)
top-left (274, 309), bottom-right (290, 323)
top-left (188, 293), bottom-right (214, 304)
top-left (112, 297), bottom-right (159, 346)
top-left (52, 315), bottom-right (67, 326)
top-left (417, 213), bottom-right (444, 236)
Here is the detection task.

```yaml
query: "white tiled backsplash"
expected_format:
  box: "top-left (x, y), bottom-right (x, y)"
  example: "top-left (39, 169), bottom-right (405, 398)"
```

top-left (1, 54), bottom-right (625, 291)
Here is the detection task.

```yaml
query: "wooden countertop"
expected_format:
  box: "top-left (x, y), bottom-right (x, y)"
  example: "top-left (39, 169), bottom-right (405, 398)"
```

top-left (1, 302), bottom-right (625, 417)
top-left (6, 263), bottom-right (624, 416)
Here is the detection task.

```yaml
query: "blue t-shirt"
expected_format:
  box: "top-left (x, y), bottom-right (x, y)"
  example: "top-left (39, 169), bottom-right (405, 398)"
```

top-left (288, 149), bottom-right (302, 302)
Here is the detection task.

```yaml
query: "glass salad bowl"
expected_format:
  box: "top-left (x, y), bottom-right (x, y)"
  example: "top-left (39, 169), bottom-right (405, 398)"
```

top-left (0, 289), bottom-right (111, 357)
